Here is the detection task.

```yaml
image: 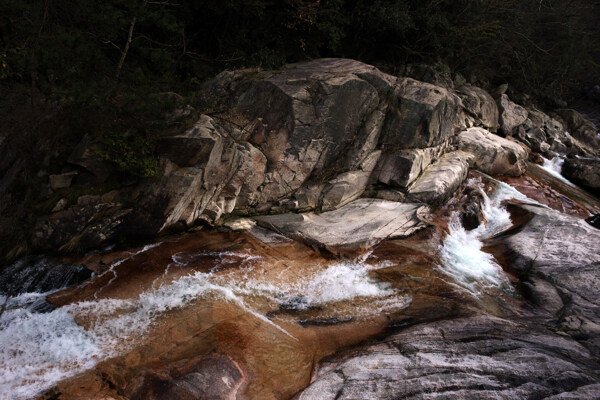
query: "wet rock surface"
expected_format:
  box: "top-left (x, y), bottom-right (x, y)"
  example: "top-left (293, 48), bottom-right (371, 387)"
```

top-left (127, 354), bottom-right (244, 400)
top-left (0, 256), bottom-right (92, 296)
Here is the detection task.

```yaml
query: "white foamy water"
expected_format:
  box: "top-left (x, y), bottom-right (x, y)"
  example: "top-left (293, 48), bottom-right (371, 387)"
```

top-left (0, 251), bottom-right (407, 399)
top-left (438, 178), bottom-right (538, 296)
top-left (541, 156), bottom-right (576, 187)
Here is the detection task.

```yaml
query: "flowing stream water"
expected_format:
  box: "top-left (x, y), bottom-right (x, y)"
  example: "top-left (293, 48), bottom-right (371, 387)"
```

top-left (0, 246), bottom-right (410, 399)
top-left (541, 156), bottom-right (576, 187)
top-left (438, 177), bottom-right (538, 296)
top-left (0, 177), bottom-right (550, 400)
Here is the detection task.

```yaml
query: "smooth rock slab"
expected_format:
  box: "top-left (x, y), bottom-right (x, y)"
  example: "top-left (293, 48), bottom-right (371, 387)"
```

top-left (254, 199), bottom-right (429, 253)
top-left (488, 203), bottom-right (600, 355)
top-left (297, 316), bottom-right (600, 400)
top-left (407, 150), bottom-right (473, 205)
top-left (457, 127), bottom-right (528, 176)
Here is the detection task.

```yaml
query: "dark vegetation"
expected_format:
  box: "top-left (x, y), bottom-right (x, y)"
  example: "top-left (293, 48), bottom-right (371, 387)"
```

top-left (0, 0), bottom-right (599, 261)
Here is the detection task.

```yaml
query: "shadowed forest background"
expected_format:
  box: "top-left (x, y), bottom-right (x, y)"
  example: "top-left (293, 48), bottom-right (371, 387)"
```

top-left (0, 0), bottom-right (599, 260)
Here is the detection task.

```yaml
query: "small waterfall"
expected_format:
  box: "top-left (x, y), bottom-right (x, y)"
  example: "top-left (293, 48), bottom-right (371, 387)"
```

top-left (541, 156), bottom-right (576, 187)
top-left (438, 178), bottom-right (537, 296)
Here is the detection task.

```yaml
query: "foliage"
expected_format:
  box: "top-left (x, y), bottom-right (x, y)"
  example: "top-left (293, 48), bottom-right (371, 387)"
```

top-left (1, 0), bottom-right (598, 98)
top-left (96, 129), bottom-right (159, 178)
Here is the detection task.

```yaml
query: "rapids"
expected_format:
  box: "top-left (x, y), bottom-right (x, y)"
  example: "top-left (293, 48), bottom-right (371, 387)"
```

top-left (541, 155), bottom-right (576, 186)
top-left (438, 178), bottom-right (536, 296)
top-left (0, 246), bottom-right (410, 399)
top-left (0, 174), bottom-right (593, 400)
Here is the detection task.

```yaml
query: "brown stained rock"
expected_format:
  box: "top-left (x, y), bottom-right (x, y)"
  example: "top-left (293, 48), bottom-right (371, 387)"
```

top-left (457, 127), bottom-right (528, 176)
top-left (128, 354), bottom-right (244, 400)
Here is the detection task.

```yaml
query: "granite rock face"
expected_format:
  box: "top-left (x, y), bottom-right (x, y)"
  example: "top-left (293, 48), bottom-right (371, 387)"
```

top-left (490, 203), bottom-right (600, 354)
top-left (297, 315), bottom-right (600, 400)
top-left (125, 59), bottom-right (469, 237)
top-left (406, 151), bottom-right (473, 205)
top-left (561, 158), bottom-right (600, 195)
top-left (456, 83), bottom-right (499, 131)
top-left (556, 108), bottom-right (600, 151)
top-left (254, 198), bottom-right (430, 253)
top-left (496, 94), bottom-right (528, 136)
top-left (373, 143), bottom-right (448, 189)
top-left (20, 58), bottom-right (598, 256)
top-left (457, 127), bottom-right (528, 176)
top-left (379, 77), bottom-right (466, 149)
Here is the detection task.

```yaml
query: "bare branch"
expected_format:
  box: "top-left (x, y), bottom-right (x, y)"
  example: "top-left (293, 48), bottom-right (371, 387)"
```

top-left (115, 16), bottom-right (136, 81)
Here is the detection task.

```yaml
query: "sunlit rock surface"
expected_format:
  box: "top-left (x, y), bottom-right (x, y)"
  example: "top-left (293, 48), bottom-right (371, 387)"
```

top-left (254, 199), bottom-right (430, 253)
top-left (406, 151), bottom-right (473, 205)
top-left (457, 127), bottom-right (528, 176)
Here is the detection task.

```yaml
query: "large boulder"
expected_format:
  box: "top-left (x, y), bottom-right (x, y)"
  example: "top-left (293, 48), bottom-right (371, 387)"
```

top-left (488, 203), bottom-right (600, 354)
top-left (379, 77), bottom-right (465, 149)
top-left (496, 94), bottom-right (528, 136)
top-left (561, 158), bottom-right (600, 195)
top-left (555, 109), bottom-right (600, 154)
top-left (132, 115), bottom-right (267, 232)
top-left (254, 199), bottom-right (430, 253)
top-left (406, 151), bottom-right (473, 205)
top-left (126, 59), bottom-right (469, 235)
top-left (237, 59), bottom-right (388, 203)
top-left (456, 84), bottom-right (499, 131)
top-left (18, 59), bottom-right (480, 253)
top-left (297, 315), bottom-right (600, 400)
top-left (457, 127), bottom-right (528, 176)
top-left (372, 142), bottom-right (448, 188)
